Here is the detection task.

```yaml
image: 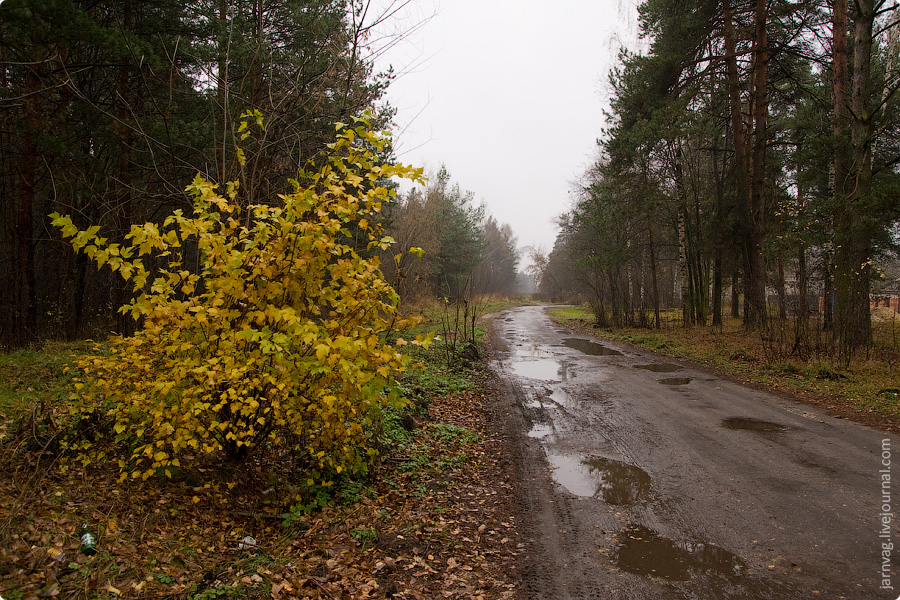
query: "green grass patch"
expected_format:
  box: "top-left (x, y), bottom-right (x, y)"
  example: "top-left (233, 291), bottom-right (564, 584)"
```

top-left (399, 342), bottom-right (475, 398)
top-left (396, 296), bottom-right (531, 401)
top-left (0, 341), bottom-right (89, 422)
top-left (546, 304), bottom-right (592, 321)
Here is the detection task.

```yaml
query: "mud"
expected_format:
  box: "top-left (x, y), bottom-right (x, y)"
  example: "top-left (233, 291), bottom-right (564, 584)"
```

top-left (658, 377), bottom-right (692, 386)
top-left (487, 305), bottom-right (894, 600)
top-left (722, 417), bottom-right (788, 432)
top-left (615, 524), bottom-right (745, 580)
top-left (634, 363), bottom-right (682, 373)
top-left (560, 337), bottom-right (623, 356)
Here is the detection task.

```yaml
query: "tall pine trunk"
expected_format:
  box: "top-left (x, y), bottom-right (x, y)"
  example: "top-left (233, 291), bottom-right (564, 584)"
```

top-left (744, 0), bottom-right (769, 329)
top-left (723, 0), bottom-right (766, 329)
top-left (648, 220), bottom-right (661, 329)
top-left (832, 0), bottom-right (875, 357)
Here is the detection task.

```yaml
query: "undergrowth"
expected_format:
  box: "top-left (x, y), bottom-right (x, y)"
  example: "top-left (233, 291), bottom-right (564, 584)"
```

top-left (0, 297), bottom-right (527, 600)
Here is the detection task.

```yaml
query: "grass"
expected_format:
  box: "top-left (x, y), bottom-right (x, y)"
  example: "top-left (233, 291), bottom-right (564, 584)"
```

top-left (543, 305), bottom-right (590, 320)
top-left (548, 304), bottom-right (900, 421)
top-left (0, 341), bottom-right (90, 421)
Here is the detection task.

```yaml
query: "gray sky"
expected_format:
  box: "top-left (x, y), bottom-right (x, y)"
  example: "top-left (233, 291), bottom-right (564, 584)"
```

top-left (372, 0), bottom-right (638, 263)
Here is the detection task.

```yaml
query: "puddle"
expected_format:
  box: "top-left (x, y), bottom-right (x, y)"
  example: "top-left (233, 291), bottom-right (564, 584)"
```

top-left (547, 454), bottom-right (597, 496)
top-left (659, 377), bottom-right (692, 385)
top-left (722, 417), bottom-right (788, 432)
top-left (586, 457), bottom-right (651, 505)
top-left (561, 338), bottom-right (622, 356)
top-left (514, 344), bottom-right (555, 359)
top-left (616, 524), bottom-right (745, 581)
top-left (511, 358), bottom-right (570, 381)
top-left (547, 454), bottom-right (650, 504)
top-left (527, 423), bottom-right (552, 439)
top-left (549, 388), bottom-right (572, 407)
top-left (634, 363), bottom-right (682, 373)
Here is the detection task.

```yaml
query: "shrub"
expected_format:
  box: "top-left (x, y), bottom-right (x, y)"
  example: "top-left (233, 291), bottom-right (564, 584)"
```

top-left (51, 117), bottom-right (428, 481)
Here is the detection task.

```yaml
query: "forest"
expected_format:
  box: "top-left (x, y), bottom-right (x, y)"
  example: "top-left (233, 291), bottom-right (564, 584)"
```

top-left (0, 0), bottom-right (519, 350)
top-left (540, 0), bottom-right (900, 361)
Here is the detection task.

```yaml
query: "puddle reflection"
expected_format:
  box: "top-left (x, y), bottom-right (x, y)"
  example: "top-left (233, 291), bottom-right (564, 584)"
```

top-left (528, 423), bottom-right (552, 439)
top-left (549, 388), bottom-right (572, 407)
top-left (547, 454), bottom-right (650, 505)
top-left (616, 524), bottom-right (745, 580)
top-left (722, 417), bottom-right (788, 432)
top-left (561, 338), bottom-right (622, 356)
top-left (511, 358), bottom-right (570, 381)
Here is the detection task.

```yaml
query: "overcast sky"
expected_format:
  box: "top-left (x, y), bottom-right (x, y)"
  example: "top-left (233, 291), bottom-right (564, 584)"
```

top-left (371, 0), bottom-right (639, 263)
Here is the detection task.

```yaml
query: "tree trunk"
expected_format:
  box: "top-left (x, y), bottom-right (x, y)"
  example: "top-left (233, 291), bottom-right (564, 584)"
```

top-left (792, 148), bottom-right (809, 357)
top-left (822, 244), bottom-right (834, 331)
top-left (16, 47), bottom-right (44, 344)
top-left (744, 0), bottom-right (769, 329)
top-left (711, 130), bottom-right (727, 327)
top-left (691, 192), bottom-right (708, 326)
top-left (713, 253), bottom-right (723, 327)
top-left (775, 219), bottom-right (787, 320)
top-left (793, 243), bottom-right (809, 358)
top-left (114, 0), bottom-right (135, 335)
top-left (723, 0), bottom-right (765, 329)
top-left (648, 221), bottom-right (661, 329)
top-left (678, 209), bottom-right (691, 327)
top-left (731, 270), bottom-right (741, 319)
top-left (217, 0), bottom-right (229, 184)
top-left (16, 133), bottom-right (37, 344)
top-left (832, 0), bottom-right (875, 356)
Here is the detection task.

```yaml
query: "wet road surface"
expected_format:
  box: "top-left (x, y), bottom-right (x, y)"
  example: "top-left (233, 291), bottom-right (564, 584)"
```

top-left (490, 305), bottom-right (897, 599)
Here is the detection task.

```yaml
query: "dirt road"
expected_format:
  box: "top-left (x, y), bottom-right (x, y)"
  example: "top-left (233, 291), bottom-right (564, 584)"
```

top-left (488, 305), bottom-right (896, 599)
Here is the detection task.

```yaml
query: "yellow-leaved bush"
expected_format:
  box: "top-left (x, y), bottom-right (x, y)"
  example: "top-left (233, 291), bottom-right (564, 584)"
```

top-left (51, 117), bottom-right (429, 481)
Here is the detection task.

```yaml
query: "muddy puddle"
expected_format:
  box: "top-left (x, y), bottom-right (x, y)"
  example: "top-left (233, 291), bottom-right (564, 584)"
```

top-left (549, 388), bottom-right (572, 407)
top-left (634, 363), bottom-right (682, 373)
top-left (528, 423), bottom-right (552, 439)
top-left (560, 337), bottom-right (622, 356)
top-left (547, 454), bottom-right (650, 504)
top-left (511, 358), bottom-right (570, 381)
top-left (616, 524), bottom-right (745, 581)
top-left (659, 377), bottom-right (692, 385)
top-left (513, 343), bottom-right (554, 358)
top-left (587, 458), bottom-right (651, 505)
top-left (723, 417), bottom-right (788, 432)
top-left (525, 398), bottom-right (543, 409)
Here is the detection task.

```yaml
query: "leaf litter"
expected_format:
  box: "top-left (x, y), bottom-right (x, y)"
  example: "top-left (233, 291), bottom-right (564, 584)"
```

top-left (0, 374), bottom-right (521, 600)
